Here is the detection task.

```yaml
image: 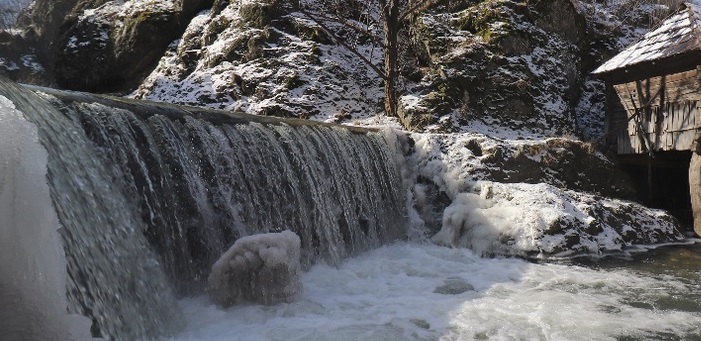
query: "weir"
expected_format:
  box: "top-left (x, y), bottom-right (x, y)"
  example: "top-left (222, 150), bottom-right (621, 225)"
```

top-left (0, 78), bottom-right (408, 340)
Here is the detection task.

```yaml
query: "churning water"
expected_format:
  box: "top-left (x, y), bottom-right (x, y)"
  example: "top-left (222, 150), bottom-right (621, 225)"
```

top-left (163, 242), bottom-right (701, 341)
top-left (1, 77), bottom-right (700, 341)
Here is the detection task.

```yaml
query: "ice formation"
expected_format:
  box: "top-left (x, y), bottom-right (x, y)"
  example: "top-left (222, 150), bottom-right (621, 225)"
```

top-left (208, 230), bottom-right (303, 306)
top-left (0, 95), bottom-right (94, 340)
top-left (404, 133), bottom-right (684, 258)
top-left (430, 181), bottom-right (682, 257)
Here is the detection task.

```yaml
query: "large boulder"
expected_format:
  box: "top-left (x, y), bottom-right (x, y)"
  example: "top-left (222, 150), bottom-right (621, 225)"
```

top-left (0, 31), bottom-right (49, 85)
top-left (133, 0), bottom-right (382, 120)
top-left (404, 132), bottom-right (684, 257)
top-left (4, 0), bottom-right (213, 90)
top-left (431, 182), bottom-right (683, 257)
top-left (207, 230), bottom-right (303, 306)
top-left (400, 0), bottom-right (588, 134)
top-left (54, 2), bottom-right (184, 91)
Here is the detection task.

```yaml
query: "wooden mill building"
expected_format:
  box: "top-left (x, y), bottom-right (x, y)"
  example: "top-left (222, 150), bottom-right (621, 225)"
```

top-left (593, 2), bottom-right (701, 236)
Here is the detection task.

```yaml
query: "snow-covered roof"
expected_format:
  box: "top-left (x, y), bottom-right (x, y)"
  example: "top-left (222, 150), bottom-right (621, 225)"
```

top-left (593, 3), bottom-right (701, 77)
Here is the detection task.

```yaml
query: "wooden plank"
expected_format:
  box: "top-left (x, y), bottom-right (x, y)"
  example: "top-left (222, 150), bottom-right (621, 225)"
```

top-left (617, 86), bottom-right (701, 112)
top-left (670, 104), bottom-right (676, 131)
top-left (629, 113), bottom-right (636, 136)
top-left (676, 130), bottom-right (695, 150)
top-left (618, 131), bottom-right (628, 154)
top-left (614, 69), bottom-right (701, 116)
top-left (608, 70), bottom-right (701, 155)
top-left (667, 107), bottom-right (674, 149)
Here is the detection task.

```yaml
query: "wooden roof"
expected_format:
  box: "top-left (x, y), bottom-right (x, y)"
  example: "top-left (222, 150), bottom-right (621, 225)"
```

top-left (593, 3), bottom-right (701, 79)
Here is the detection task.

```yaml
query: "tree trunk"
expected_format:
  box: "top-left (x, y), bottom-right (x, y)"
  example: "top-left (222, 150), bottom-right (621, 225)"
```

top-left (381, 0), bottom-right (399, 118)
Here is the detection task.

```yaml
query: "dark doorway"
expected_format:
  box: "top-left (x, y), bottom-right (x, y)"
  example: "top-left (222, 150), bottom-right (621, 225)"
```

top-left (618, 151), bottom-right (693, 232)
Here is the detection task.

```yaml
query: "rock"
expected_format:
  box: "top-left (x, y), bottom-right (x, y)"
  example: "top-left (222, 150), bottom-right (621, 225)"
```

top-left (430, 182), bottom-right (684, 257)
top-left (240, 0), bottom-right (284, 29)
top-left (54, 2), bottom-right (186, 91)
top-left (434, 277), bottom-right (474, 295)
top-left (181, 0), bottom-right (215, 18)
top-left (482, 138), bottom-right (638, 200)
top-left (14, 0), bottom-right (80, 54)
top-left (410, 319), bottom-right (431, 329)
top-left (0, 31), bottom-right (50, 85)
top-left (207, 230), bottom-right (303, 306)
top-left (400, 0), bottom-right (589, 134)
top-left (133, 0), bottom-right (381, 121)
top-left (10, 0), bottom-right (212, 90)
top-left (407, 133), bottom-right (638, 201)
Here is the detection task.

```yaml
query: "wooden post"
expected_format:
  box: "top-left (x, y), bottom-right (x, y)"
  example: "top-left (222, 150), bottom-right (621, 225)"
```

top-left (648, 151), bottom-right (653, 203)
top-left (689, 129), bottom-right (701, 237)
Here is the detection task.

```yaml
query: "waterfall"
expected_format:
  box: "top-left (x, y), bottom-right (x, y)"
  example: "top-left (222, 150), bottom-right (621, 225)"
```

top-left (0, 77), bottom-right (407, 340)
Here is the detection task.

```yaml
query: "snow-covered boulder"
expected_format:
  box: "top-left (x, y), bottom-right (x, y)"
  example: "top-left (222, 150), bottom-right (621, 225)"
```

top-left (403, 132), bottom-right (685, 258)
top-left (207, 230), bottom-right (302, 306)
top-left (431, 182), bottom-right (683, 258)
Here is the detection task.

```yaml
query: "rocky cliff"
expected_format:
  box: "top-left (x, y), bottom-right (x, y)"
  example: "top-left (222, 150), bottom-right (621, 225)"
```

top-left (0, 0), bottom-right (678, 135)
top-left (0, 0), bottom-right (690, 256)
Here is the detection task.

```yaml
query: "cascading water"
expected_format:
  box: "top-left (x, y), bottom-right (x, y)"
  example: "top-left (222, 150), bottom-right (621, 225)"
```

top-left (0, 77), bottom-right (408, 340)
top-left (0, 87), bottom-right (94, 341)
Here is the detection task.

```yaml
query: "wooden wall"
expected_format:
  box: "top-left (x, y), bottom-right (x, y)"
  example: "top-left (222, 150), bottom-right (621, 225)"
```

top-left (608, 68), bottom-right (701, 154)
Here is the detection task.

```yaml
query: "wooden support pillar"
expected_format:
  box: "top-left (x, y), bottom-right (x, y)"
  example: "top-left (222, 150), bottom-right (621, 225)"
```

top-left (689, 130), bottom-right (701, 237)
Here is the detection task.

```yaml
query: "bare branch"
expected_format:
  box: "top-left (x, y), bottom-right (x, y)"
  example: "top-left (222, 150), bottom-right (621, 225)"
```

top-left (297, 8), bottom-right (388, 80)
top-left (306, 11), bottom-right (382, 44)
top-left (399, 0), bottom-right (434, 21)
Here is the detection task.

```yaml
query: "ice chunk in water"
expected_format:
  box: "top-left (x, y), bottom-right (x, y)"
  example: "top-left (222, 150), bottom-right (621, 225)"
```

top-left (208, 230), bottom-right (302, 306)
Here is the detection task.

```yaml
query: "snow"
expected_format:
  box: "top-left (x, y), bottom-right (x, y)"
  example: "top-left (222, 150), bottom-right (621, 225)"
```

top-left (430, 181), bottom-right (680, 257)
top-left (133, 4), bottom-right (385, 122)
top-left (0, 57), bottom-right (19, 71)
top-left (403, 131), bottom-right (683, 257)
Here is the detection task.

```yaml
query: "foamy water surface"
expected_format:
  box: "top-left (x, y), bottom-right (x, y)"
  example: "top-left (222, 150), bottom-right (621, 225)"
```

top-left (163, 242), bottom-right (701, 341)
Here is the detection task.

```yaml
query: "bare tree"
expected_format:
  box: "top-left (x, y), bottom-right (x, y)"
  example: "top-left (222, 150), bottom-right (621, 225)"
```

top-left (297, 0), bottom-right (433, 120)
top-left (378, 0), bottom-right (432, 120)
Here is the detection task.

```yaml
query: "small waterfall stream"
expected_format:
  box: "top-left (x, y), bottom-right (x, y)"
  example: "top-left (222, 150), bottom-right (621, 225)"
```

top-left (0, 78), bottom-right (408, 340)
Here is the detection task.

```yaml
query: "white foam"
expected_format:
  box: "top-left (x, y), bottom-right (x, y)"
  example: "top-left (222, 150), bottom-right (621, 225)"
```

top-left (0, 95), bottom-right (94, 340)
top-left (162, 242), bottom-right (701, 341)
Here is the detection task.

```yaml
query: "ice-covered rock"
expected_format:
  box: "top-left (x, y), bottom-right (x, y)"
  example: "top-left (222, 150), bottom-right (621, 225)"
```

top-left (402, 132), bottom-right (685, 258)
top-left (431, 181), bottom-right (683, 258)
top-left (207, 230), bottom-right (302, 306)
